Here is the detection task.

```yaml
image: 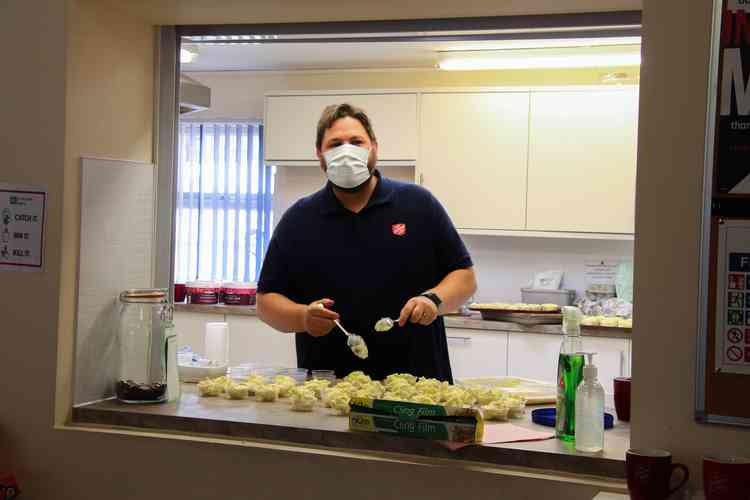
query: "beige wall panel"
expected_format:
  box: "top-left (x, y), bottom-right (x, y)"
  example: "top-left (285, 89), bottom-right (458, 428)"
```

top-left (632, 0), bottom-right (750, 491)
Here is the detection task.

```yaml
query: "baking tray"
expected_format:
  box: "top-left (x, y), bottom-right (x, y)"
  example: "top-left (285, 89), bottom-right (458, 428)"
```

top-left (457, 376), bottom-right (557, 405)
top-left (470, 309), bottom-right (563, 325)
top-left (469, 304), bottom-right (561, 314)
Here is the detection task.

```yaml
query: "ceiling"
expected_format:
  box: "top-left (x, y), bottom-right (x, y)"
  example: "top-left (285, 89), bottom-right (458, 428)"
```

top-left (181, 37), bottom-right (641, 72)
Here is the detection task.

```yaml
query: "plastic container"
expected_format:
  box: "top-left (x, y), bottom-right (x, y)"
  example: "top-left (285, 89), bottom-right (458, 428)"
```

top-left (187, 281), bottom-right (221, 304)
top-left (204, 322), bottom-right (229, 365)
top-left (179, 362), bottom-right (227, 383)
top-left (221, 281), bottom-right (257, 306)
top-left (281, 368), bottom-right (310, 383)
top-left (174, 283), bottom-right (187, 303)
top-left (522, 288), bottom-right (576, 306)
top-left (532, 408), bottom-right (614, 429)
top-left (311, 370), bottom-right (336, 382)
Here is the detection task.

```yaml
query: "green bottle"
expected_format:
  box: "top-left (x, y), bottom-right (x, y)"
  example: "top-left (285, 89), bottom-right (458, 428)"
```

top-left (556, 306), bottom-right (584, 441)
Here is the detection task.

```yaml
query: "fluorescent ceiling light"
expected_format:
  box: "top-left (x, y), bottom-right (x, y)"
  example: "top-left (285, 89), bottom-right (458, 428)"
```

top-left (438, 44), bottom-right (640, 71)
top-left (435, 36), bottom-right (641, 52)
top-left (180, 48), bottom-right (198, 64)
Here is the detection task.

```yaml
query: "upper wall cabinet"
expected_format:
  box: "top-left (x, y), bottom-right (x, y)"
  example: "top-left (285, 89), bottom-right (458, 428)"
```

top-left (419, 92), bottom-right (530, 231)
top-left (525, 88), bottom-right (639, 234)
top-left (264, 93), bottom-right (418, 165)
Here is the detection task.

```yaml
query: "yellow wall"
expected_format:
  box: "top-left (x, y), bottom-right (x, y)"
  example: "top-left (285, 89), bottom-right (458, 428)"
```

top-left (2, 1), bottom-right (641, 498)
top-left (17, 0), bottom-right (749, 497)
top-left (57, 0), bottom-right (155, 423)
top-left (0, 0), bottom-right (67, 476)
top-left (631, 0), bottom-right (750, 484)
top-left (118, 0), bottom-right (641, 24)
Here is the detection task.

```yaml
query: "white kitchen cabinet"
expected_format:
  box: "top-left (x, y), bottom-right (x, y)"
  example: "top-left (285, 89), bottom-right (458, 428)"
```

top-left (446, 328), bottom-right (508, 380)
top-left (264, 93), bottom-right (418, 164)
top-left (225, 316), bottom-right (297, 367)
top-left (583, 336), bottom-right (631, 398)
top-left (507, 332), bottom-right (561, 385)
top-left (419, 92), bottom-right (530, 230)
top-left (526, 88), bottom-right (639, 234)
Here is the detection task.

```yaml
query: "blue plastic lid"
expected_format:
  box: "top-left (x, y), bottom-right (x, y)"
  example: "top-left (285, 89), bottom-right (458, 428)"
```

top-left (531, 408), bottom-right (614, 429)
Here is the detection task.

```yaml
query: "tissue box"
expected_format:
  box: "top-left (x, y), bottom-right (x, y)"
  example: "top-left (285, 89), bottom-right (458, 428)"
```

top-left (521, 288), bottom-right (576, 306)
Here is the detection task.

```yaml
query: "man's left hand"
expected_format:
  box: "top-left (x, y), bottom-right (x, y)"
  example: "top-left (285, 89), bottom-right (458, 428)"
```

top-left (399, 296), bottom-right (438, 327)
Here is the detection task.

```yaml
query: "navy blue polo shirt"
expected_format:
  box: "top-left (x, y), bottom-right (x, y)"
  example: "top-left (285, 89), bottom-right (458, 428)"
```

top-left (257, 171), bottom-right (473, 382)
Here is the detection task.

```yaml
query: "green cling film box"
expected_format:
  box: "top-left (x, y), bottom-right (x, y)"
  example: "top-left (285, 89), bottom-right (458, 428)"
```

top-left (349, 398), bottom-right (484, 443)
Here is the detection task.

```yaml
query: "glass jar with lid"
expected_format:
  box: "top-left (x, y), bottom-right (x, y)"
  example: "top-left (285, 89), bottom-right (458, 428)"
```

top-left (116, 288), bottom-right (172, 403)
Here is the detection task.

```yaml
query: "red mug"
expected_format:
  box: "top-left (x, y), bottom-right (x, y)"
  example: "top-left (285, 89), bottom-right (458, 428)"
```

top-left (626, 449), bottom-right (689, 500)
top-left (174, 283), bottom-right (187, 303)
top-left (614, 377), bottom-right (631, 422)
top-left (704, 456), bottom-right (750, 500)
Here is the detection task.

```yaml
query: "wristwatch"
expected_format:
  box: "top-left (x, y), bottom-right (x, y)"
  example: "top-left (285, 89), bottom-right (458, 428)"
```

top-left (420, 292), bottom-right (442, 309)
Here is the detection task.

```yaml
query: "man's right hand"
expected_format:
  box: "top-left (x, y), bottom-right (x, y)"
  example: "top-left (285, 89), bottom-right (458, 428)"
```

top-left (302, 299), bottom-right (339, 337)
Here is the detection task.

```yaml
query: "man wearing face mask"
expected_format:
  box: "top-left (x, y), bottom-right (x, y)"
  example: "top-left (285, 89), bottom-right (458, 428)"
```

top-left (256, 103), bottom-right (477, 382)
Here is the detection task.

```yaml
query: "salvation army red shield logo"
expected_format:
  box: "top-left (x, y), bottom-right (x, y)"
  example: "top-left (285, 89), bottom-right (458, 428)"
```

top-left (391, 223), bottom-right (407, 236)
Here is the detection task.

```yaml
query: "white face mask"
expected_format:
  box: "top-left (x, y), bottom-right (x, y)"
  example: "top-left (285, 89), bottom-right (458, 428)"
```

top-left (323, 143), bottom-right (371, 189)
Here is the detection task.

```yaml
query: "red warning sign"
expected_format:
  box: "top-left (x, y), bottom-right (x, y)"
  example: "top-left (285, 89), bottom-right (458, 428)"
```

top-left (727, 345), bottom-right (743, 362)
top-left (728, 328), bottom-right (743, 344)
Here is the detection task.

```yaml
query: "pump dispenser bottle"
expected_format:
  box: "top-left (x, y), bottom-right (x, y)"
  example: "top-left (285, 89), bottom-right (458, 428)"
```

top-left (575, 353), bottom-right (605, 452)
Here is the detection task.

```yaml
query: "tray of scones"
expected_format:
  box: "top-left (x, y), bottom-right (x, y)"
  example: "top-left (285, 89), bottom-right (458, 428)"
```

top-left (468, 303), bottom-right (562, 324)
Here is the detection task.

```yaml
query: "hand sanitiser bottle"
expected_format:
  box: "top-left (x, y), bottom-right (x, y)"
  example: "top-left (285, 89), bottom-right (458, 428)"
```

top-left (556, 306), bottom-right (584, 441)
top-left (575, 353), bottom-right (605, 453)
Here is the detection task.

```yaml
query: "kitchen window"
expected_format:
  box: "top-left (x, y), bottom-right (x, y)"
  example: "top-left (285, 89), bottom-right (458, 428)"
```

top-left (174, 121), bottom-right (275, 283)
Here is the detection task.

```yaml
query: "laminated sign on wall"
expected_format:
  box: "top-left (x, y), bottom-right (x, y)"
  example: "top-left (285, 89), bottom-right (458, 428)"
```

top-left (0, 184), bottom-right (46, 272)
top-left (715, 220), bottom-right (750, 374)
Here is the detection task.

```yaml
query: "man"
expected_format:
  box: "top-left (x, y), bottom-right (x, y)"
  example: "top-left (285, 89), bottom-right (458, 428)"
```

top-left (257, 103), bottom-right (476, 382)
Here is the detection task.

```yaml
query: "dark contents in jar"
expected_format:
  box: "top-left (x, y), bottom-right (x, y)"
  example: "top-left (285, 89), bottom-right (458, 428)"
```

top-left (116, 380), bottom-right (167, 402)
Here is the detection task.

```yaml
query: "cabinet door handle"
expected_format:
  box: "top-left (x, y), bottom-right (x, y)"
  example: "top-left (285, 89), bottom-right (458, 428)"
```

top-left (447, 335), bottom-right (472, 344)
top-left (419, 173), bottom-right (424, 185)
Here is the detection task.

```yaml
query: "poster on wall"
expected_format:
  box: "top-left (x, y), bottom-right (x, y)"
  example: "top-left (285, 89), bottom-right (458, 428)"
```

top-left (696, 0), bottom-right (750, 426)
top-left (0, 183), bottom-right (46, 272)
top-left (714, 220), bottom-right (750, 375)
top-left (714, 0), bottom-right (750, 197)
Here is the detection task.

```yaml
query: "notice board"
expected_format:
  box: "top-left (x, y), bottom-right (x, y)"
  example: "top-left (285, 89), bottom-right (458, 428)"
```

top-left (696, 0), bottom-right (750, 426)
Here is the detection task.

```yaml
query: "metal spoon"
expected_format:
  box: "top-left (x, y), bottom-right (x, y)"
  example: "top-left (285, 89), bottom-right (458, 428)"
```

top-left (317, 304), bottom-right (369, 359)
top-left (374, 317), bottom-right (397, 333)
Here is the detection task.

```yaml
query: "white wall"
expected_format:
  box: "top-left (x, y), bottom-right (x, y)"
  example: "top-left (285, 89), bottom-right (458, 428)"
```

top-left (190, 69), bottom-right (637, 301)
top-left (465, 235), bottom-right (633, 302)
